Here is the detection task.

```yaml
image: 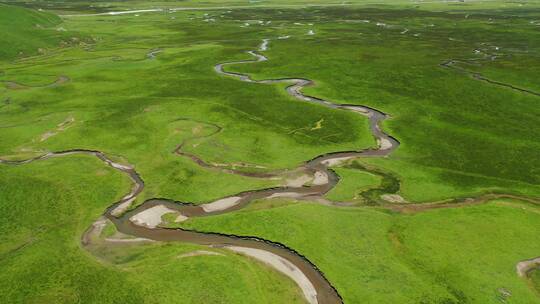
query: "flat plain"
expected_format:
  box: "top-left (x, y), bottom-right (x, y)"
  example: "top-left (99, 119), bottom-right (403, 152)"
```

top-left (0, 1), bottom-right (539, 303)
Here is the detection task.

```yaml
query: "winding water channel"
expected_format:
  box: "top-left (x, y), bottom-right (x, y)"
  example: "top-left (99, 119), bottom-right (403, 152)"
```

top-left (2, 37), bottom-right (540, 303)
top-left (1, 39), bottom-right (397, 304)
top-left (440, 59), bottom-right (540, 97)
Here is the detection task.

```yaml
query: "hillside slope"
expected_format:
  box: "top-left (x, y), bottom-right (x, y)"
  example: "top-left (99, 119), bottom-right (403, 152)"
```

top-left (0, 4), bottom-right (69, 60)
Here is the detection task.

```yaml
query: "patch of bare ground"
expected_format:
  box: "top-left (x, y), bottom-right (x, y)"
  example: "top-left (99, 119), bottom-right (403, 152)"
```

top-left (177, 250), bottom-right (224, 258)
top-left (381, 194), bottom-right (407, 204)
top-left (105, 233), bottom-right (155, 243)
top-left (39, 116), bottom-right (76, 142)
top-left (517, 257), bottom-right (540, 277)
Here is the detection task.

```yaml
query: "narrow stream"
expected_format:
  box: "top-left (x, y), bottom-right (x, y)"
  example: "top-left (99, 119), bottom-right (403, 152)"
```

top-left (107, 39), bottom-right (399, 304)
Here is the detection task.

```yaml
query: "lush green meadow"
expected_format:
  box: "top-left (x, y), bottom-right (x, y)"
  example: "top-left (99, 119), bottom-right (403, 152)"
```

top-left (0, 3), bottom-right (73, 60)
top-left (0, 156), bottom-right (305, 303)
top-left (326, 166), bottom-right (381, 202)
top-left (1, 1), bottom-right (539, 303)
top-left (225, 5), bottom-right (540, 201)
top-left (178, 199), bottom-right (540, 303)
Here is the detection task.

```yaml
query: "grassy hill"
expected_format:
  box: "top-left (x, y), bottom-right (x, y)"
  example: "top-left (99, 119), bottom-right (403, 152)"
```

top-left (0, 4), bottom-right (70, 60)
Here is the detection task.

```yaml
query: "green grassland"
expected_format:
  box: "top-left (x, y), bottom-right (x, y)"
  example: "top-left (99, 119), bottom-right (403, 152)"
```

top-left (532, 269), bottom-right (540, 295)
top-left (225, 5), bottom-right (540, 201)
top-left (326, 166), bottom-right (381, 201)
top-left (2, 2), bottom-right (539, 203)
top-left (0, 3), bottom-right (75, 60)
top-left (177, 199), bottom-right (540, 303)
top-left (0, 5), bottom-right (375, 203)
top-left (0, 155), bottom-right (304, 304)
top-left (1, 1), bottom-right (539, 303)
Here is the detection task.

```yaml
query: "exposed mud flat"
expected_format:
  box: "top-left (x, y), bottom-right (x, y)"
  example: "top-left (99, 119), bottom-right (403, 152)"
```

top-left (130, 205), bottom-right (179, 228)
top-left (201, 196), bottom-right (243, 212)
top-left (226, 246), bottom-right (318, 304)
